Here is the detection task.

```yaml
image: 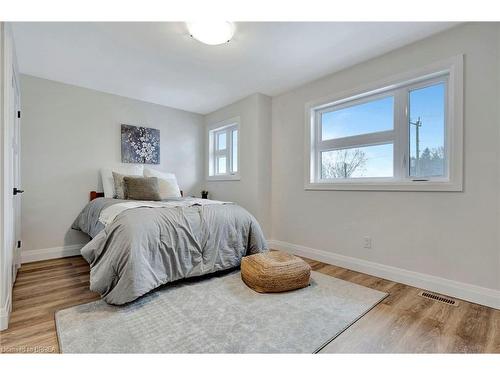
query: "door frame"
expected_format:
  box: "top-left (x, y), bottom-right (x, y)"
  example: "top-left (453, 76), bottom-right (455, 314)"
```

top-left (12, 64), bottom-right (21, 275)
top-left (0, 22), bottom-right (19, 331)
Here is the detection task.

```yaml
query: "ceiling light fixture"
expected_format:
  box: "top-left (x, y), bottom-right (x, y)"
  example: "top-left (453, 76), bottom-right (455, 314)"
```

top-left (186, 22), bottom-right (235, 45)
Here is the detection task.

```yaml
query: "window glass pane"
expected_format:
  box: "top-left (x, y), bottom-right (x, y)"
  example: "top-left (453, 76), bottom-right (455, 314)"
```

top-left (321, 96), bottom-right (394, 140)
top-left (217, 156), bottom-right (227, 174)
top-left (409, 82), bottom-right (445, 177)
top-left (321, 144), bottom-right (393, 179)
top-left (217, 132), bottom-right (226, 150)
top-left (232, 129), bottom-right (238, 172)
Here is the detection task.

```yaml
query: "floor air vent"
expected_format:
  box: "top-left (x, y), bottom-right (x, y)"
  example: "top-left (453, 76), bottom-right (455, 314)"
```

top-left (419, 291), bottom-right (458, 306)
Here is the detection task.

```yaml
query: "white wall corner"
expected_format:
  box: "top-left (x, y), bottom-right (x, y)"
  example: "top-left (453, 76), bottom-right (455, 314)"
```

top-left (268, 239), bottom-right (500, 310)
top-left (20, 243), bottom-right (86, 264)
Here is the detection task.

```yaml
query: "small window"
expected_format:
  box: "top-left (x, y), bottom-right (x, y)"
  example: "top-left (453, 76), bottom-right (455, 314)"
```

top-left (208, 118), bottom-right (240, 180)
top-left (306, 56), bottom-right (463, 191)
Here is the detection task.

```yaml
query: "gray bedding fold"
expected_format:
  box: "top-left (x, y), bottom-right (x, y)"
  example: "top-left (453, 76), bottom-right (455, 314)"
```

top-left (72, 198), bottom-right (268, 304)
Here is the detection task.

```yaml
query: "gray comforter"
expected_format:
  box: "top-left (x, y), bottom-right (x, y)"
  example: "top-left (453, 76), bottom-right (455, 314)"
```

top-left (72, 198), bottom-right (267, 305)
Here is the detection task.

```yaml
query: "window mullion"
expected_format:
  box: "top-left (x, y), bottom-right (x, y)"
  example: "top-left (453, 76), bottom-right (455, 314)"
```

top-left (393, 88), bottom-right (408, 180)
top-left (314, 111), bottom-right (322, 181)
top-left (401, 88), bottom-right (410, 180)
top-left (318, 131), bottom-right (394, 151)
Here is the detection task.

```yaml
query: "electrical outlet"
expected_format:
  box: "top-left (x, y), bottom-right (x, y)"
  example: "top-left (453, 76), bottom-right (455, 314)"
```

top-left (363, 236), bottom-right (372, 249)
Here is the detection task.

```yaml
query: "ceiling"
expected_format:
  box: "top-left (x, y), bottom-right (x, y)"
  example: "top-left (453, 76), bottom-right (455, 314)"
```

top-left (12, 22), bottom-right (458, 114)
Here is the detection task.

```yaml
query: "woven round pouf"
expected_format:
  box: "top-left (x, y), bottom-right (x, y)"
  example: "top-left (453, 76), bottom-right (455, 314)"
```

top-left (241, 251), bottom-right (311, 293)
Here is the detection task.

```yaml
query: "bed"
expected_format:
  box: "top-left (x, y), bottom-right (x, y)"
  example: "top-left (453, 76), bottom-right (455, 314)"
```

top-left (72, 191), bottom-right (268, 305)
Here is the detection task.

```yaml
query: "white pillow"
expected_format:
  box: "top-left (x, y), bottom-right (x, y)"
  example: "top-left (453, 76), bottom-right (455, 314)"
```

top-left (100, 165), bottom-right (144, 198)
top-left (143, 167), bottom-right (181, 199)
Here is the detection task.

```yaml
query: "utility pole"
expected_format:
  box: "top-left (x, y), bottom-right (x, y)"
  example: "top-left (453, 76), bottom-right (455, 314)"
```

top-left (410, 116), bottom-right (422, 174)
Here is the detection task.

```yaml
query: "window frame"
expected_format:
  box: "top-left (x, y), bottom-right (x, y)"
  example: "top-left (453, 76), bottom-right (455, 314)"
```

top-left (207, 117), bottom-right (240, 181)
top-left (304, 55), bottom-right (463, 192)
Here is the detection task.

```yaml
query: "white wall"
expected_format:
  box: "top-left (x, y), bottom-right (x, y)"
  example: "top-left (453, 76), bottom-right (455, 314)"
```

top-left (271, 23), bottom-right (500, 295)
top-left (204, 93), bottom-right (272, 237)
top-left (20, 75), bottom-right (204, 253)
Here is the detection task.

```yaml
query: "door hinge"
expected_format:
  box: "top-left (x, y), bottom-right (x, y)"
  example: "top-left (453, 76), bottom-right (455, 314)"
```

top-left (17, 110), bottom-right (21, 119)
top-left (17, 240), bottom-right (22, 249)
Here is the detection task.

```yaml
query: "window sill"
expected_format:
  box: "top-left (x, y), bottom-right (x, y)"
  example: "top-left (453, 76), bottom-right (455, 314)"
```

top-left (207, 174), bottom-right (241, 182)
top-left (305, 180), bottom-right (463, 192)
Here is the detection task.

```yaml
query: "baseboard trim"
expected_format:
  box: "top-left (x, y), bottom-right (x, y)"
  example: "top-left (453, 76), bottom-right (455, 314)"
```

top-left (268, 239), bottom-right (500, 309)
top-left (20, 244), bottom-right (85, 264)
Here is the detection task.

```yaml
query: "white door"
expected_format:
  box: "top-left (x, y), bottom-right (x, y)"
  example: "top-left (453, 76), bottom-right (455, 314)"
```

top-left (0, 22), bottom-right (19, 331)
top-left (12, 70), bottom-right (21, 275)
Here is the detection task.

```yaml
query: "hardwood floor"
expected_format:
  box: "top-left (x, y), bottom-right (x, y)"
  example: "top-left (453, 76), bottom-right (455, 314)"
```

top-left (0, 257), bottom-right (99, 353)
top-left (1, 255), bottom-right (499, 353)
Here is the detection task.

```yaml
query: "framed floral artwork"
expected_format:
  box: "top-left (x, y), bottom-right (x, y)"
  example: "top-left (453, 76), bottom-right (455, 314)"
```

top-left (121, 124), bottom-right (160, 164)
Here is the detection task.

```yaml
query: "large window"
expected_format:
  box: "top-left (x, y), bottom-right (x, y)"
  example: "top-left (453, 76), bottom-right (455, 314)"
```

top-left (306, 56), bottom-right (463, 191)
top-left (207, 117), bottom-right (240, 180)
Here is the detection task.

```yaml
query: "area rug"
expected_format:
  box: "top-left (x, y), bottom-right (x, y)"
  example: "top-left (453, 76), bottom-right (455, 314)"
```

top-left (55, 270), bottom-right (387, 353)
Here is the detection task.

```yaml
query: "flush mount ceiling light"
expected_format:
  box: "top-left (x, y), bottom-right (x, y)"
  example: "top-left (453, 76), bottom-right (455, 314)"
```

top-left (186, 22), bottom-right (235, 45)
